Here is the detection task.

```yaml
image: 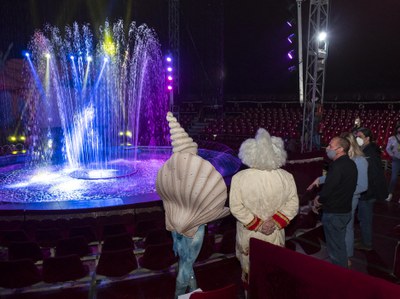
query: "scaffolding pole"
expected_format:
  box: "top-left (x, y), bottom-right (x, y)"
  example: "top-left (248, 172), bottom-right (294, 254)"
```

top-left (301, 0), bottom-right (329, 152)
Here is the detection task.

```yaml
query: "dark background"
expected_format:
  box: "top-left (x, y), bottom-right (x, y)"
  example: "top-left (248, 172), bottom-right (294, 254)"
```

top-left (1, 0), bottom-right (400, 97)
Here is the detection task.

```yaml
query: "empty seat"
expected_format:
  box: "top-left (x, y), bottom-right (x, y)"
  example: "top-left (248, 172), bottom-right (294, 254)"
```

top-left (196, 233), bottom-right (215, 262)
top-left (69, 225), bottom-right (99, 243)
top-left (135, 219), bottom-right (164, 238)
top-left (0, 258), bottom-right (42, 288)
top-left (102, 223), bottom-right (127, 238)
top-left (55, 236), bottom-right (91, 257)
top-left (96, 247), bottom-right (138, 277)
top-left (144, 228), bottom-right (172, 247)
top-left (0, 229), bottom-right (30, 247)
top-left (102, 232), bottom-right (134, 251)
top-left (42, 254), bottom-right (89, 283)
top-left (35, 228), bottom-right (63, 247)
top-left (8, 241), bottom-right (44, 262)
top-left (138, 242), bottom-right (177, 270)
top-left (189, 284), bottom-right (237, 299)
top-left (218, 229), bottom-right (236, 254)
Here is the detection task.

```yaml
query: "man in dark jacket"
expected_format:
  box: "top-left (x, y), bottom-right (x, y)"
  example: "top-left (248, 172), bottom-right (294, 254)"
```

top-left (355, 128), bottom-right (388, 251)
top-left (314, 136), bottom-right (357, 267)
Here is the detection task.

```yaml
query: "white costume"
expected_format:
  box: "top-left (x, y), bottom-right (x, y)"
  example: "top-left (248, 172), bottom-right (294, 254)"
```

top-left (229, 129), bottom-right (299, 277)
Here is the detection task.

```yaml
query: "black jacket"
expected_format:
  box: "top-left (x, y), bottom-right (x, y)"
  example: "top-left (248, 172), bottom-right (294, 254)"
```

top-left (319, 155), bottom-right (358, 213)
top-left (361, 143), bottom-right (389, 201)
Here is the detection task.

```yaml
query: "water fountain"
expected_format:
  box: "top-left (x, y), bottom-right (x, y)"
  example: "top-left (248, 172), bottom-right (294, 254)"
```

top-left (0, 21), bottom-right (241, 205)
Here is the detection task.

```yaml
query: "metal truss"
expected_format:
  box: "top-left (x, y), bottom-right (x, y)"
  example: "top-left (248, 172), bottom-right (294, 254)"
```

top-left (301, 0), bottom-right (329, 152)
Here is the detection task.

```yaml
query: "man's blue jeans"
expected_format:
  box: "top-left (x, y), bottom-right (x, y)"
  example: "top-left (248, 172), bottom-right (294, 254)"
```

top-left (358, 198), bottom-right (375, 248)
top-left (345, 194), bottom-right (360, 258)
top-left (322, 212), bottom-right (351, 268)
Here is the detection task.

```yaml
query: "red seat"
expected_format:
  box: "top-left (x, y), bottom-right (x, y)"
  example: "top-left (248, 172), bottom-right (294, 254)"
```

top-left (138, 242), bottom-right (177, 270)
top-left (0, 229), bottom-right (30, 247)
top-left (102, 232), bottom-right (134, 251)
top-left (42, 254), bottom-right (89, 283)
top-left (55, 236), bottom-right (91, 257)
top-left (393, 241), bottom-right (400, 279)
top-left (8, 241), bottom-right (44, 262)
top-left (218, 229), bottom-right (236, 254)
top-left (0, 258), bottom-right (42, 288)
top-left (189, 284), bottom-right (237, 299)
top-left (96, 247), bottom-right (138, 277)
top-left (196, 233), bottom-right (215, 262)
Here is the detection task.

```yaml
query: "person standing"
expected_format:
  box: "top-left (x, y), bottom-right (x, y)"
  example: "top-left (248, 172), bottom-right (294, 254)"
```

top-left (355, 128), bottom-right (388, 251)
top-left (308, 133), bottom-right (367, 267)
top-left (385, 124), bottom-right (400, 202)
top-left (229, 128), bottom-right (299, 288)
top-left (313, 137), bottom-right (357, 268)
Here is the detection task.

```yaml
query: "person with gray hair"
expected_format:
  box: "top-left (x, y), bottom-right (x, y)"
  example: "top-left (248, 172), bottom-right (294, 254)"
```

top-left (229, 128), bottom-right (299, 288)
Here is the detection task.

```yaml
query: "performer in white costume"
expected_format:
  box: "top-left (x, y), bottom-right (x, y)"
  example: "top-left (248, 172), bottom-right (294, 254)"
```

top-left (229, 128), bottom-right (299, 284)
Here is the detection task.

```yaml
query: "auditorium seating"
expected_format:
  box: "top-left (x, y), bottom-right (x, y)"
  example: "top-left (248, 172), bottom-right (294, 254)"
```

top-left (194, 102), bottom-right (400, 152)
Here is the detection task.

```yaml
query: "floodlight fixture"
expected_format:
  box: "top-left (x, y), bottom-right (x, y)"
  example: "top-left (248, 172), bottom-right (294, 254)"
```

top-left (318, 31), bottom-right (327, 41)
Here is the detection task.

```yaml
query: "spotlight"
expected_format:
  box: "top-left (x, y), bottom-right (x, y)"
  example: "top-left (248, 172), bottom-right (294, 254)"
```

top-left (104, 57), bottom-right (109, 62)
top-left (70, 55), bottom-right (75, 60)
top-left (23, 51), bottom-right (30, 58)
top-left (87, 56), bottom-right (93, 62)
top-left (167, 67), bottom-right (172, 72)
top-left (167, 85), bottom-right (173, 91)
top-left (287, 50), bottom-right (295, 60)
top-left (45, 53), bottom-right (51, 59)
top-left (287, 33), bottom-right (295, 44)
top-left (286, 21), bottom-right (293, 27)
top-left (8, 136), bottom-right (17, 142)
top-left (167, 75), bottom-right (173, 81)
top-left (318, 31), bottom-right (327, 41)
top-left (166, 57), bottom-right (172, 62)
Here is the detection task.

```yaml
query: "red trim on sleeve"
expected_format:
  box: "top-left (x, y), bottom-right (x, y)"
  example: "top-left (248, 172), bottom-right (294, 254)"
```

top-left (245, 216), bottom-right (263, 231)
top-left (272, 211), bottom-right (290, 229)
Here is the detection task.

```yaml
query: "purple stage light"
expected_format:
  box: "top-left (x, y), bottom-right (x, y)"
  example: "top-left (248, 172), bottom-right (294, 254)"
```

top-left (287, 33), bottom-right (295, 44)
top-left (167, 67), bottom-right (172, 72)
top-left (166, 57), bottom-right (172, 62)
top-left (167, 75), bottom-right (173, 81)
top-left (286, 21), bottom-right (293, 27)
top-left (167, 85), bottom-right (173, 90)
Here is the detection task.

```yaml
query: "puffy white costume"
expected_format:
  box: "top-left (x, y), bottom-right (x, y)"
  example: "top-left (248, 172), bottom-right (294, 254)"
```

top-left (229, 129), bottom-right (299, 278)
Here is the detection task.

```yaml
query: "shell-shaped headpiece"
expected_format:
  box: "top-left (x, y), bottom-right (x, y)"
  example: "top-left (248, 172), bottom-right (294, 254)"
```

top-left (156, 112), bottom-right (229, 237)
top-left (156, 152), bottom-right (230, 237)
top-left (167, 111), bottom-right (198, 155)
